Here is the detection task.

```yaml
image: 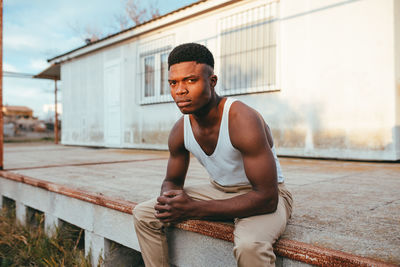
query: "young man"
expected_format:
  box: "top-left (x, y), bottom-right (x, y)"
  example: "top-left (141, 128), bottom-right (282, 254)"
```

top-left (133, 43), bottom-right (293, 267)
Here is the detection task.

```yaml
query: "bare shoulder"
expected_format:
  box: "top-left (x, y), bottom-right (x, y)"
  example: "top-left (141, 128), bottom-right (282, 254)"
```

top-left (229, 101), bottom-right (271, 153)
top-left (229, 100), bottom-right (258, 120)
top-left (168, 116), bottom-right (186, 155)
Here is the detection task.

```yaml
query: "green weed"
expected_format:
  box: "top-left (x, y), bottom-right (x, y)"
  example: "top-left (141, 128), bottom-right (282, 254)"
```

top-left (0, 207), bottom-right (98, 267)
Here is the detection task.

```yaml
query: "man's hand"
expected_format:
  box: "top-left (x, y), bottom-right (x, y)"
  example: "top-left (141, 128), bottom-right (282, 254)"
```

top-left (154, 190), bottom-right (196, 223)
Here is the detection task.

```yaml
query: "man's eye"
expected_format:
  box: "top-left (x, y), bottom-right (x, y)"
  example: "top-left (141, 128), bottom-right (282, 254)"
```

top-left (169, 81), bottom-right (176, 86)
top-left (188, 79), bottom-right (197, 83)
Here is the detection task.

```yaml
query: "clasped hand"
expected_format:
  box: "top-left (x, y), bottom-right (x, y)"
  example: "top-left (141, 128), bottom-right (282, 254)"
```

top-left (154, 190), bottom-right (195, 223)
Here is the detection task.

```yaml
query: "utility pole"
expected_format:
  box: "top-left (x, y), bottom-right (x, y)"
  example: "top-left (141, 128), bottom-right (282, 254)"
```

top-left (54, 79), bottom-right (58, 144)
top-left (0, 0), bottom-right (4, 170)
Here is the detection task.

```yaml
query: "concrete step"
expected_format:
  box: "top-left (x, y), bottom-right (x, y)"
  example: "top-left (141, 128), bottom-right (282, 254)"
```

top-left (1, 170), bottom-right (396, 267)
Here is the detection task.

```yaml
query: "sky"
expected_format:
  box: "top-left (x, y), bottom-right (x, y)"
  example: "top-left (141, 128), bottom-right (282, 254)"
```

top-left (3, 0), bottom-right (198, 120)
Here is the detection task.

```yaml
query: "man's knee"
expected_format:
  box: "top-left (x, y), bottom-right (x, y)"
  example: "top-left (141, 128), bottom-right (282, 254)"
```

top-left (234, 239), bottom-right (272, 255)
top-left (132, 200), bottom-right (157, 225)
top-left (233, 239), bottom-right (276, 266)
top-left (132, 204), bottom-right (143, 223)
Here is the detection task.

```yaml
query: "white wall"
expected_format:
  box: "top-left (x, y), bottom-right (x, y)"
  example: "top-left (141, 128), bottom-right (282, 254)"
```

top-left (60, 0), bottom-right (399, 160)
top-left (62, 52), bottom-right (105, 146)
top-left (394, 0), bottom-right (400, 159)
top-left (275, 0), bottom-right (398, 160)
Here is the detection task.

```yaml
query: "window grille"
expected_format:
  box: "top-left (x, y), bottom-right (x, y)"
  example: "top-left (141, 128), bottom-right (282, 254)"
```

top-left (144, 56), bottom-right (155, 97)
top-left (139, 35), bottom-right (174, 104)
top-left (160, 52), bottom-right (169, 96)
top-left (218, 2), bottom-right (279, 95)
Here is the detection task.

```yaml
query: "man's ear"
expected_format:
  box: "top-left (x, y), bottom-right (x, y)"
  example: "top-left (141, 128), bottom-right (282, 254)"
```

top-left (210, 74), bottom-right (218, 88)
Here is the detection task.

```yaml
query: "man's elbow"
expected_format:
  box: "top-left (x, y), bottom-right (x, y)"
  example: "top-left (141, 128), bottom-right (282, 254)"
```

top-left (260, 192), bottom-right (279, 214)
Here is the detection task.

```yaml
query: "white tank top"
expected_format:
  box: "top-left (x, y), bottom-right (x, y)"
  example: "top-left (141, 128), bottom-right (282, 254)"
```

top-left (183, 98), bottom-right (284, 186)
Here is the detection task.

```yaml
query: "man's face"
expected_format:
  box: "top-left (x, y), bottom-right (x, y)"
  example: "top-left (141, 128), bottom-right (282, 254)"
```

top-left (168, 61), bottom-right (216, 114)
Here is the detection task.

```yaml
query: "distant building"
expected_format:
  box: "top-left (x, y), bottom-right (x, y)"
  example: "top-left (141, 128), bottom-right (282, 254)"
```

top-left (3, 105), bottom-right (33, 119)
top-left (40, 0), bottom-right (400, 161)
top-left (2, 105), bottom-right (46, 136)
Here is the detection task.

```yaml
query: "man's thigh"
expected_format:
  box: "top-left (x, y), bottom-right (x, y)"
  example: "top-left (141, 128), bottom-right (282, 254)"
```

top-left (233, 195), bottom-right (289, 245)
top-left (184, 183), bottom-right (248, 201)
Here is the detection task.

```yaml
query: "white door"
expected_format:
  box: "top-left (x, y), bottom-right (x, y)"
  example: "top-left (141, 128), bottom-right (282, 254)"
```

top-left (104, 60), bottom-right (121, 147)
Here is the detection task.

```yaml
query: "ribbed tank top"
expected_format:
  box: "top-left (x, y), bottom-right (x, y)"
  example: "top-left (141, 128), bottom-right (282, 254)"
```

top-left (183, 98), bottom-right (284, 186)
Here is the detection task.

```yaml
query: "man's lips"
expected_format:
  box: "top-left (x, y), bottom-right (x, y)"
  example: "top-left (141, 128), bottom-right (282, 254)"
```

top-left (176, 100), bottom-right (191, 107)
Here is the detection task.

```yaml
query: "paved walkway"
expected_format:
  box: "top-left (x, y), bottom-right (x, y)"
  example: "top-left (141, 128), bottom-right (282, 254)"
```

top-left (3, 142), bottom-right (399, 265)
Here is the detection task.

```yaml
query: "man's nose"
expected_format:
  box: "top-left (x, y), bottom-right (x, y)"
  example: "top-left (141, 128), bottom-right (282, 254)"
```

top-left (176, 83), bottom-right (187, 95)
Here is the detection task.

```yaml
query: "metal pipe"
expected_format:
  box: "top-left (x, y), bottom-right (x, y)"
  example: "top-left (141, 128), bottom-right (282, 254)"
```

top-left (0, 0), bottom-right (4, 170)
top-left (54, 79), bottom-right (59, 144)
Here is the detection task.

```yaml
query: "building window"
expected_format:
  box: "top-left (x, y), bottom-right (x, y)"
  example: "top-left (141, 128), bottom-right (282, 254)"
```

top-left (160, 52), bottom-right (169, 96)
top-left (140, 50), bottom-right (172, 104)
top-left (144, 56), bottom-right (155, 97)
top-left (218, 2), bottom-right (278, 95)
top-left (139, 34), bottom-right (174, 104)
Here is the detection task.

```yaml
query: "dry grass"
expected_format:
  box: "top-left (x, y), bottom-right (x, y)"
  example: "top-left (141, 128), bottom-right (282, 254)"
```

top-left (0, 206), bottom-right (97, 267)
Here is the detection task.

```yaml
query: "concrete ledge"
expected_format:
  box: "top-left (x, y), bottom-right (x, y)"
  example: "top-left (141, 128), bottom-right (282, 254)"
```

top-left (177, 220), bottom-right (234, 242)
top-left (0, 170), bottom-right (136, 214)
top-left (176, 220), bottom-right (397, 267)
top-left (0, 170), bottom-right (397, 267)
top-left (273, 239), bottom-right (397, 267)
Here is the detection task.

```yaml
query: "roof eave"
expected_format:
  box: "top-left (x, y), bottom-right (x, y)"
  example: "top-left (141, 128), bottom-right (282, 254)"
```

top-left (34, 63), bottom-right (60, 80)
top-left (47, 0), bottom-right (235, 65)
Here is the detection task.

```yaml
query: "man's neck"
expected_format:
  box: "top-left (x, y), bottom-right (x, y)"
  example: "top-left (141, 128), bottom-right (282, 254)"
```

top-left (192, 94), bottom-right (224, 128)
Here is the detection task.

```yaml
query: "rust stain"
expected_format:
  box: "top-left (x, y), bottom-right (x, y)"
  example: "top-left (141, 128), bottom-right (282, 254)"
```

top-left (141, 130), bottom-right (169, 145)
top-left (312, 129), bottom-right (392, 151)
top-left (274, 239), bottom-right (398, 267)
top-left (89, 131), bottom-right (104, 142)
top-left (1, 170), bottom-right (398, 266)
top-left (176, 220), bottom-right (234, 242)
top-left (175, 219), bottom-right (397, 266)
top-left (108, 149), bottom-right (168, 156)
top-left (272, 128), bottom-right (306, 148)
top-left (133, 127), bottom-right (141, 143)
top-left (347, 129), bottom-right (391, 151)
top-left (5, 157), bottom-right (168, 171)
top-left (0, 170), bottom-right (136, 214)
top-left (313, 130), bottom-right (347, 149)
top-left (36, 181), bottom-right (50, 191)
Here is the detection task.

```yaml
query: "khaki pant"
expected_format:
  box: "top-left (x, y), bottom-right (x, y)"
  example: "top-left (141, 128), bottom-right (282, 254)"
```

top-left (133, 182), bottom-right (293, 267)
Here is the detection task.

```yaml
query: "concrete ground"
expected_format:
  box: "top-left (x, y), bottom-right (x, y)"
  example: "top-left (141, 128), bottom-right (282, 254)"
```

top-left (3, 142), bottom-right (399, 265)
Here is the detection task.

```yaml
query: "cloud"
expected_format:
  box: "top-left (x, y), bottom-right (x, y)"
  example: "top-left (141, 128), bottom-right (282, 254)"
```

top-left (3, 0), bottom-right (197, 118)
top-left (4, 33), bottom-right (41, 51)
top-left (43, 103), bottom-right (62, 114)
top-left (4, 62), bottom-right (18, 72)
top-left (30, 59), bottom-right (50, 72)
top-left (3, 77), bottom-right (54, 119)
top-left (6, 86), bottom-right (44, 98)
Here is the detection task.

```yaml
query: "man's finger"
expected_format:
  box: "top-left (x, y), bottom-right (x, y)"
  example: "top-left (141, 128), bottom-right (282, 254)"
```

top-left (154, 204), bottom-right (171, 212)
top-left (157, 195), bottom-right (170, 204)
top-left (155, 211), bottom-right (171, 219)
top-left (162, 190), bottom-right (183, 198)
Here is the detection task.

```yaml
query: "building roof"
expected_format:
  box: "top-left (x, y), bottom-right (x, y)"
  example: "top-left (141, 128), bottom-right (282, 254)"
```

top-left (46, 0), bottom-right (233, 65)
top-left (3, 105), bottom-right (34, 117)
top-left (3, 105), bottom-right (33, 112)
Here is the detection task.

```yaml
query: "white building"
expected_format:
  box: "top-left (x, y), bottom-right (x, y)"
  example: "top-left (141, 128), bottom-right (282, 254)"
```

top-left (40, 0), bottom-right (400, 161)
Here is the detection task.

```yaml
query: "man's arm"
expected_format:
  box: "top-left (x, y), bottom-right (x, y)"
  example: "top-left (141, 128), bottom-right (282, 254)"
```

top-left (155, 101), bottom-right (279, 223)
top-left (160, 117), bottom-right (190, 195)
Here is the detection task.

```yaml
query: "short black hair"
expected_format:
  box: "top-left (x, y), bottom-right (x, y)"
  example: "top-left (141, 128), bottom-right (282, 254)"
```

top-left (168, 43), bottom-right (214, 70)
